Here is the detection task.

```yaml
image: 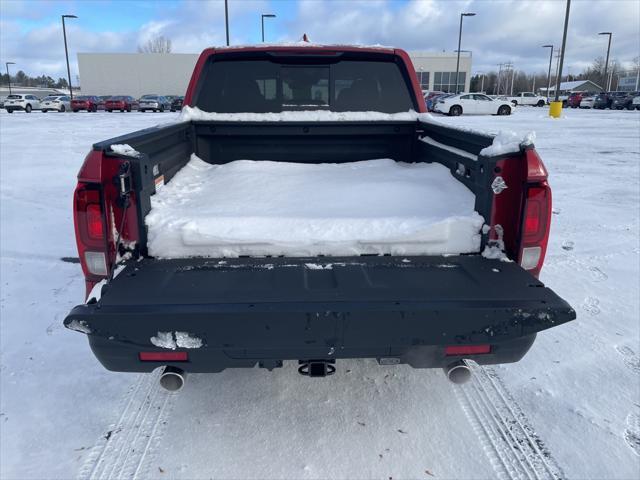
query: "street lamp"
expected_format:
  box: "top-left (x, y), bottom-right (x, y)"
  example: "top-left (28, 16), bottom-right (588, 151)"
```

top-left (225, 0), bottom-right (229, 46)
top-left (5, 62), bottom-right (15, 95)
top-left (261, 14), bottom-right (276, 42)
top-left (542, 45), bottom-right (553, 102)
top-left (554, 0), bottom-right (571, 103)
top-left (455, 12), bottom-right (475, 93)
top-left (62, 14), bottom-right (77, 100)
top-left (476, 71), bottom-right (485, 93)
top-left (598, 32), bottom-right (612, 91)
top-left (549, 0), bottom-right (571, 118)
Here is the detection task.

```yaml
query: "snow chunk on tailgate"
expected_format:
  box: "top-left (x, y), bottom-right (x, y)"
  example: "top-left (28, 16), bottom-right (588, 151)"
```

top-left (145, 155), bottom-right (484, 258)
top-left (67, 319), bottom-right (91, 334)
top-left (109, 143), bottom-right (141, 157)
top-left (150, 331), bottom-right (203, 349)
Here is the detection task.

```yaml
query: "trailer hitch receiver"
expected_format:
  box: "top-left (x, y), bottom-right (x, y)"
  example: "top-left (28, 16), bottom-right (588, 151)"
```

top-left (298, 359), bottom-right (336, 377)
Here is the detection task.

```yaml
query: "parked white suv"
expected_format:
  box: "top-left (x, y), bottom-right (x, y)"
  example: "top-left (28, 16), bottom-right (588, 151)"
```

top-left (4, 94), bottom-right (41, 113)
top-left (506, 92), bottom-right (547, 107)
top-left (41, 95), bottom-right (71, 113)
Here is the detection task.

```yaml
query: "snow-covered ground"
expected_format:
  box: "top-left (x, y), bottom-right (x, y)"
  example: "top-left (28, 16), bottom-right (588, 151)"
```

top-left (1, 108), bottom-right (638, 479)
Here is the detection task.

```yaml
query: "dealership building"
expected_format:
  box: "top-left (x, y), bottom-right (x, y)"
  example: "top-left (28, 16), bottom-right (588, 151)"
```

top-left (77, 50), bottom-right (471, 98)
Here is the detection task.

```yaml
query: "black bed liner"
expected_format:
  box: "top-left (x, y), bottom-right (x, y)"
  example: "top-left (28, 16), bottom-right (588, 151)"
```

top-left (65, 255), bottom-right (575, 358)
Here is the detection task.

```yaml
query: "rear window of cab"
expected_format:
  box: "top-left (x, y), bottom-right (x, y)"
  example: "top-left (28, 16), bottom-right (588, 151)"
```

top-left (194, 53), bottom-right (416, 114)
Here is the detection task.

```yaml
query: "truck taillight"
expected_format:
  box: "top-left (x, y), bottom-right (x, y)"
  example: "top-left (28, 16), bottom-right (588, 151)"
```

top-left (519, 184), bottom-right (551, 277)
top-left (74, 183), bottom-right (108, 282)
top-left (86, 204), bottom-right (104, 241)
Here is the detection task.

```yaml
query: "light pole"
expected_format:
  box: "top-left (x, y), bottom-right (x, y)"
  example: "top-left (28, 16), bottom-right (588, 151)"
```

top-left (554, 0), bottom-right (571, 103)
top-left (261, 14), bottom-right (276, 43)
top-left (5, 62), bottom-right (15, 95)
top-left (455, 12), bottom-right (475, 93)
top-left (598, 32), bottom-right (612, 91)
top-left (476, 72), bottom-right (485, 93)
top-left (496, 63), bottom-right (504, 94)
top-left (62, 14), bottom-right (77, 99)
top-left (224, 0), bottom-right (230, 46)
top-left (549, 0), bottom-right (571, 117)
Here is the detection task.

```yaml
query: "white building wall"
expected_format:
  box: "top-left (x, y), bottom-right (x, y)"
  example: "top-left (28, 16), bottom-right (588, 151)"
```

top-left (77, 51), bottom-right (472, 98)
top-left (408, 51), bottom-right (473, 92)
top-left (78, 53), bottom-right (199, 97)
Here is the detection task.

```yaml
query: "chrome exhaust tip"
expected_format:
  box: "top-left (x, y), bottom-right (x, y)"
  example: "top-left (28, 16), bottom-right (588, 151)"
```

top-left (444, 360), bottom-right (472, 384)
top-left (159, 366), bottom-right (186, 392)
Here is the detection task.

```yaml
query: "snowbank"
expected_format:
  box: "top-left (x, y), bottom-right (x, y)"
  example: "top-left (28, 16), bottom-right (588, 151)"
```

top-left (179, 106), bottom-right (419, 123)
top-left (145, 155), bottom-right (484, 258)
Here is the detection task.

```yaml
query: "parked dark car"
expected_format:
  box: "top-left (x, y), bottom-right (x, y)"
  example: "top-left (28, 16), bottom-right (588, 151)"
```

top-left (71, 96), bottom-right (101, 112)
top-left (594, 91), bottom-right (628, 109)
top-left (97, 96), bottom-right (111, 110)
top-left (428, 93), bottom-right (454, 112)
top-left (424, 91), bottom-right (444, 112)
top-left (593, 93), bottom-right (610, 109)
top-left (105, 96), bottom-right (138, 112)
top-left (138, 95), bottom-right (171, 112)
top-left (170, 96), bottom-right (184, 111)
top-left (611, 91), bottom-right (639, 110)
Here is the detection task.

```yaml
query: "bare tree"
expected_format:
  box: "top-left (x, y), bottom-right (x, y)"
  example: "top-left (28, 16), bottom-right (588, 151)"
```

top-left (137, 35), bottom-right (172, 53)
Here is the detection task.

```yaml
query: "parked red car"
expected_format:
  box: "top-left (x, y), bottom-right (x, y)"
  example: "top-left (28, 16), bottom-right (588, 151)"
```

top-left (71, 96), bottom-right (100, 112)
top-left (105, 96), bottom-right (138, 112)
top-left (567, 92), bottom-right (589, 108)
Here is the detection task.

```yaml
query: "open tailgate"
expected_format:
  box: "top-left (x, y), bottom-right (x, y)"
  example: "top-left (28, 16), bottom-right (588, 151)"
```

top-left (65, 255), bottom-right (575, 367)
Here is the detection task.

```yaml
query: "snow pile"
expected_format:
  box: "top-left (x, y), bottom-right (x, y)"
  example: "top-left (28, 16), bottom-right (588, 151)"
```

top-left (480, 130), bottom-right (536, 157)
top-left (109, 144), bottom-right (141, 157)
top-left (145, 155), bottom-right (484, 258)
top-left (179, 106), bottom-right (419, 123)
top-left (150, 331), bottom-right (203, 349)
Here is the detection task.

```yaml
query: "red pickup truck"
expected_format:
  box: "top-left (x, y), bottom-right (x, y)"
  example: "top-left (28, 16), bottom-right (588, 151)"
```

top-left (64, 45), bottom-right (575, 390)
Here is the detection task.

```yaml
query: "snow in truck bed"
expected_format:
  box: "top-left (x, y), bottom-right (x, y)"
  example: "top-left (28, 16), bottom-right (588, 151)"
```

top-left (145, 155), bottom-right (484, 258)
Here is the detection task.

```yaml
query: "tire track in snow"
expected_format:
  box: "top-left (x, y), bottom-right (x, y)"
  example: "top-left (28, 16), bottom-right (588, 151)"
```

top-left (77, 369), bottom-right (175, 480)
top-left (455, 362), bottom-right (565, 480)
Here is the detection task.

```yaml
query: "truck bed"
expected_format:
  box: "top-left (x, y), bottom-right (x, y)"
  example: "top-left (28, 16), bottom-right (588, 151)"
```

top-left (145, 155), bottom-right (483, 258)
top-left (65, 255), bottom-right (575, 372)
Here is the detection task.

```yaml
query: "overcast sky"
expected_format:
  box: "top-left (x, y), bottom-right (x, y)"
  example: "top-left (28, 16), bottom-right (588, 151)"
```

top-left (1, 0), bottom-right (639, 81)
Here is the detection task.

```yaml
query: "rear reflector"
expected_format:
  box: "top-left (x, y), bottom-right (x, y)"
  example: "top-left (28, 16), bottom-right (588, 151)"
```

top-left (139, 351), bottom-right (188, 362)
top-left (84, 251), bottom-right (108, 276)
top-left (445, 344), bottom-right (491, 356)
top-left (520, 246), bottom-right (542, 271)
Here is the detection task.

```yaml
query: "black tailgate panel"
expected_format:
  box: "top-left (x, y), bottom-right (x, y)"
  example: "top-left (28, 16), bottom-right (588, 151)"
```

top-left (66, 255), bottom-right (575, 352)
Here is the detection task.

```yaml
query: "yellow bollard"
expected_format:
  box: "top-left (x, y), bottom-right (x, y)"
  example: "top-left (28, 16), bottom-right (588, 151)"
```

top-left (549, 101), bottom-right (563, 118)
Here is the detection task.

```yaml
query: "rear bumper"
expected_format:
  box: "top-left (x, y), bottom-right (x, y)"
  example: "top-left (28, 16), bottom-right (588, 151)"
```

top-left (86, 331), bottom-right (537, 373)
top-left (64, 256), bottom-right (575, 374)
top-left (4, 105), bottom-right (24, 110)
